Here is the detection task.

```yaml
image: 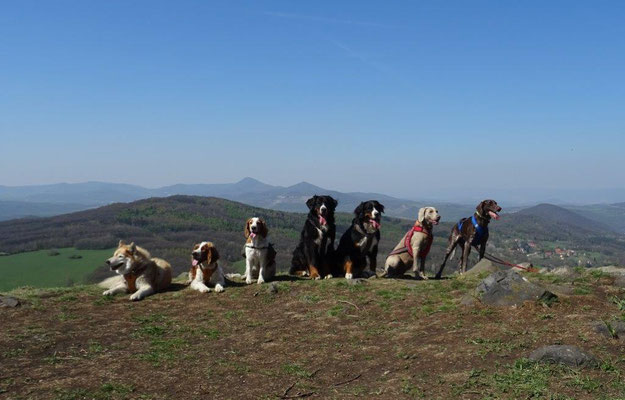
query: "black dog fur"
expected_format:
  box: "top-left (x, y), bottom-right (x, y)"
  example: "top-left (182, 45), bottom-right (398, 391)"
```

top-left (333, 200), bottom-right (385, 279)
top-left (290, 195), bottom-right (337, 279)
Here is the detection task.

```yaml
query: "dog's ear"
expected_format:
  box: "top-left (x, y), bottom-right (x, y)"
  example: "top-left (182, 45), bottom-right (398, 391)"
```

top-left (306, 196), bottom-right (317, 210)
top-left (418, 207), bottom-right (426, 223)
top-left (244, 219), bottom-right (251, 238)
top-left (207, 244), bottom-right (219, 264)
top-left (259, 218), bottom-right (268, 238)
top-left (477, 201), bottom-right (486, 215)
top-left (354, 202), bottom-right (365, 216)
top-left (330, 197), bottom-right (338, 210)
top-left (376, 202), bottom-right (385, 213)
top-left (118, 240), bottom-right (125, 247)
top-left (129, 242), bottom-right (136, 253)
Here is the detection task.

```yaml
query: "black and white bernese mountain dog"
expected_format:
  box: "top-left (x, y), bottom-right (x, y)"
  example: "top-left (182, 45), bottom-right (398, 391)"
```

top-left (334, 200), bottom-right (385, 279)
top-left (290, 195), bottom-right (338, 279)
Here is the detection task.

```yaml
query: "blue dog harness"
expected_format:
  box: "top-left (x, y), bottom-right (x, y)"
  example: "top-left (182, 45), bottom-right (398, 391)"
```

top-left (457, 215), bottom-right (488, 246)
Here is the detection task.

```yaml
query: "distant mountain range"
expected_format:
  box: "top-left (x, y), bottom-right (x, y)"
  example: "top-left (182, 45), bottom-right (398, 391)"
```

top-left (0, 178), bottom-right (474, 222)
top-left (1, 179), bottom-right (624, 233)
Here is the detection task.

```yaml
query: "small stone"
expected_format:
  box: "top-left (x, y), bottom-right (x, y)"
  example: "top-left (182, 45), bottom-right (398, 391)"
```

top-left (267, 282), bottom-right (279, 294)
top-left (592, 321), bottom-right (625, 339)
top-left (528, 345), bottom-right (598, 368)
top-left (0, 296), bottom-right (20, 308)
top-left (346, 278), bottom-right (366, 286)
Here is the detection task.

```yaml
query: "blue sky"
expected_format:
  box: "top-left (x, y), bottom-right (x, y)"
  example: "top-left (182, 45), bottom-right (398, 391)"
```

top-left (0, 1), bottom-right (623, 200)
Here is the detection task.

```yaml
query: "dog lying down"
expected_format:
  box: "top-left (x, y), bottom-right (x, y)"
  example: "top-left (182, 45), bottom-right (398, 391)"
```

top-left (187, 241), bottom-right (225, 293)
top-left (100, 241), bottom-right (172, 301)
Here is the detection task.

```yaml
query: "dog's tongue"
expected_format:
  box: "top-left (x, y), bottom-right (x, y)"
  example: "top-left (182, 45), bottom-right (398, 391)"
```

top-left (192, 259), bottom-right (198, 267)
top-left (250, 232), bottom-right (256, 238)
top-left (319, 216), bottom-right (327, 225)
top-left (489, 211), bottom-right (500, 220)
top-left (370, 219), bottom-right (381, 229)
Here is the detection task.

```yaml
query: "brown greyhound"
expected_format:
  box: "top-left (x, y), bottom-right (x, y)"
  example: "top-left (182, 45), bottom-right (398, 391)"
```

top-left (435, 200), bottom-right (502, 278)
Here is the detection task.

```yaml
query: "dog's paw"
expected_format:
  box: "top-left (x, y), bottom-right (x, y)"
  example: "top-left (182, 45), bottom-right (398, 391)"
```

top-left (214, 284), bottom-right (225, 293)
top-left (257, 277), bottom-right (265, 285)
top-left (102, 289), bottom-right (114, 296)
top-left (129, 293), bottom-right (143, 301)
top-left (345, 273), bottom-right (353, 280)
top-left (324, 274), bottom-right (333, 280)
top-left (199, 286), bottom-right (210, 293)
top-left (417, 273), bottom-right (429, 280)
top-left (245, 277), bottom-right (253, 285)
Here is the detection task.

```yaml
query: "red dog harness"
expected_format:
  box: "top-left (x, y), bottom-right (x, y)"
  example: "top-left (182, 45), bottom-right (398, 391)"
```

top-left (389, 223), bottom-right (433, 258)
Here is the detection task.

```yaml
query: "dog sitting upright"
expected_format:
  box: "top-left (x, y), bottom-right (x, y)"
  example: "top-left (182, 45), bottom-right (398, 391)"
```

top-left (102, 241), bottom-right (172, 301)
top-left (384, 207), bottom-right (441, 279)
top-left (334, 200), bottom-right (385, 279)
top-left (435, 199), bottom-right (502, 278)
top-left (188, 241), bottom-right (225, 293)
top-left (290, 195), bottom-right (337, 279)
top-left (243, 217), bottom-right (276, 285)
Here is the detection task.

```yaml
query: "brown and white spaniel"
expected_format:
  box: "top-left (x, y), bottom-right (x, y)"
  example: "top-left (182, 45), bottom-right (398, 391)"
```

top-left (188, 241), bottom-right (225, 293)
top-left (243, 217), bottom-right (276, 284)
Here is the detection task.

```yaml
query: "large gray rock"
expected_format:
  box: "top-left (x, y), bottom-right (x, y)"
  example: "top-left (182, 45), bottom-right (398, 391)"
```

top-left (529, 345), bottom-right (599, 368)
top-left (0, 296), bottom-right (20, 308)
top-left (474, 270), bottom-right (557, 307)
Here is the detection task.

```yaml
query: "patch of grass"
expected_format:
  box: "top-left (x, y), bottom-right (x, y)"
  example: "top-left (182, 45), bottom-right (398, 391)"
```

top-left (573, 286), bottom-right (592, 295)
top-left (57, 310), bottom-right (76, 321)
top-left (93, 295), bottom-right (116, 306)
top-left (466, 337), bottom-right (519, 358)
top-left (137, 325), bottom-right (166, 337)
top-left (140, 338), bottom-right (188, 366)
top-left (300, 294), bottom-right (321, 304)
top-left (281, 363), bottom-right (312, 378)
top-left (88, 340), bottom-right (104, 355)
top-left (376, 289), bottom-right (405, 301)
top-left (0, 248), bottom-right (114, 292)
top-left (224, 310), bottom-right (242, 319)
top-left (488, 359), bottom-right (552, 397)
top-left (327, 305), bottom-right (344, 317)
top-left (59, 294), bottom-right (78, 302)
top-left (610, 296), bottom-right (625, 311)
top-left (200, 328), bottom-right (220, 339)
top-left (401, 380), bottom-right (424, 397)
top-left (2, 348), bottom-right (25, 358)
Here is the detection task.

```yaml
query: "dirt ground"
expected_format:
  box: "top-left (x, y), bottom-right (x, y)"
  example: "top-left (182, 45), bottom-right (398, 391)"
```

top-left (2, 270), bottom-right (625, 400)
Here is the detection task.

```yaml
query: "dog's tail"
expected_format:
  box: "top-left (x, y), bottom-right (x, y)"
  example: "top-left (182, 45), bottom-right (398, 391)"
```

top-left (98, 276), bottom-right (123, 289)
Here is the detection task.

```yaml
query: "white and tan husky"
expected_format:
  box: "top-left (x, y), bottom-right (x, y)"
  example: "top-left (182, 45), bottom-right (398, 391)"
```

top-left (101, 241), bottom-right (172, 301)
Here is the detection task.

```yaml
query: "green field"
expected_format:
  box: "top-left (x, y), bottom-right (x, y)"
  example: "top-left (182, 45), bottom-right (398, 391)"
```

top-left (0, 248), bottom-right (114, 292)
